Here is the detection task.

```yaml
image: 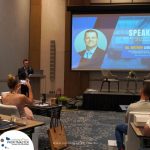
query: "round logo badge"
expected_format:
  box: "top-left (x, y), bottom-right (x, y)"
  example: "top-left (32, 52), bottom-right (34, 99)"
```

top-left (0, 130), bottom-right (34, 150)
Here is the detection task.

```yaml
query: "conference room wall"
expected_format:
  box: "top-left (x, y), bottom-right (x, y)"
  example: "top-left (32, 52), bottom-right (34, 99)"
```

top-left (40, 0), bottom-right (66, 94)
top-left (64, 1), bottom-right (150, 97)
top-left (32, 0), bottom-right (150, 97)
top-left (0, 0), bottom-right (30, 92)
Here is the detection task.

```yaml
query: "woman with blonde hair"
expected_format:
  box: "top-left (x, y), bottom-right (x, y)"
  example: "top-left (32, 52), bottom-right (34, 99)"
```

top-left (2, 74), bottom-right (34, 119)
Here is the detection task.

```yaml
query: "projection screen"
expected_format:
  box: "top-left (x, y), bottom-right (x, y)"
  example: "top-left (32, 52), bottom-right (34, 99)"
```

top-left (71, 14), bottom-right (150, 71)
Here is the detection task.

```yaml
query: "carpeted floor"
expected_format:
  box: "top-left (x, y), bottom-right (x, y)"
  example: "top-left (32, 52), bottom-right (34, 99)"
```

top-left (34, 110), bottom-right (125, 150)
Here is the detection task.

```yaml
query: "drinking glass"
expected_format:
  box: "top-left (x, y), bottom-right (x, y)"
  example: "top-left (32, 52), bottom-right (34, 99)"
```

top-left (11, 115), bottom-right (17, 122)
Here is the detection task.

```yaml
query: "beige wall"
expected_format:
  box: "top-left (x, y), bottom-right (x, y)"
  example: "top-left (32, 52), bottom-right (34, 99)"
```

top-left (41, 0), bottom-right (66, 94)
top-left (29, 0), bottom-right (41, 69)
top-left (0, 0), bottom-right (30, 91)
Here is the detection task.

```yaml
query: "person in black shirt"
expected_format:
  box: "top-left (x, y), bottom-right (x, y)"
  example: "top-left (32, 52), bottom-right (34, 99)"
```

top-left (18, 59), bottom-right (34, 96)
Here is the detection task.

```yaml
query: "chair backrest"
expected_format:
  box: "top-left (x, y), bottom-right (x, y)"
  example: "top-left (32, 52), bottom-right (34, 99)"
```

top-left (126, 111), bottom-right (150, 150)
top-left (50, 105), bottom-right (62, 119)
top-left (128, 111), bottom-right (150, 124)
top-left (1, 91), bottom-right (10, 99)
top-left (0, 103), bottom-right (20, 117)
top-left (144, 73), bottom-right (150, 79)
top-left (101, 70), bottom-right (112, 77)
top-left (101, 70), bottom-right (118, 79)
top-left (49, 105), bottom-right (62, 128)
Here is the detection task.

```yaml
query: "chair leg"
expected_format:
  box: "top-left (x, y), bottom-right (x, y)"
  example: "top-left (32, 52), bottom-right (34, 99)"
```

top-left (100, 81), bottom-right (104, 92)
top-left (135, 80), bottom-right (137, 92)
top-left (126, 80), bottom-right (129, 92)
top-left (118, 81), bottom-right (119, 92)
top-left (108, 81), bottom-right (110, 92)
top-left (143, 81), bottom-right (145, 86)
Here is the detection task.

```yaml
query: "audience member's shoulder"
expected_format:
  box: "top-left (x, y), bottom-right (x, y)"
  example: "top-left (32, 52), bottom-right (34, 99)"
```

top-left (127, 102), bottom-right (139, 111)
top-left (128, 102), bottom-right (137, 108)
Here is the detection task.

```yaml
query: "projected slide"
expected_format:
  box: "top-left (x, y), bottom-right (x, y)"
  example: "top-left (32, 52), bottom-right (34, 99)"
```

top-left (71, 14), bottom-right (150, 70)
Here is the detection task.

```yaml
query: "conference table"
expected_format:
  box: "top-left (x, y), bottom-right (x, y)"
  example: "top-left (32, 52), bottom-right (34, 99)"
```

top-left (0, 114), bottom-right (44, 138)
top-left (29, 101), bottom-right (62, 123)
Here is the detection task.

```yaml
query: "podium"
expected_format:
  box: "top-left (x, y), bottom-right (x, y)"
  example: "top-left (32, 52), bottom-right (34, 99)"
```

top-left (29, 73), bottom-right (45, 100)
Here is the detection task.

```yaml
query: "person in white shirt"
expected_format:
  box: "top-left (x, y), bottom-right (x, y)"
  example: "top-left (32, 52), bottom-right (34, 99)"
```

top-left (115, 83), bottom-right (150, 150)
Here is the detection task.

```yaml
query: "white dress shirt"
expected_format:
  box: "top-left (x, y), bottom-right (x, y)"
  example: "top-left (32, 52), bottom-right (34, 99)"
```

top-left (83, 47), bottom-right (97, 59)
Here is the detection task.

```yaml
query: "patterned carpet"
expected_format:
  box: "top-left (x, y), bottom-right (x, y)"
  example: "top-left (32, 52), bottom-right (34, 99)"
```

top-left (34, 110), bottom-right (125, 150)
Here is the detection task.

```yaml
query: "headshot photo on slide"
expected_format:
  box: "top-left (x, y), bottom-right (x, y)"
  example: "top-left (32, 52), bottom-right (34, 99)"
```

top-left (74, 29), bottom-right (107, 53)
top-left (74, 29), bottom-right (107, 69)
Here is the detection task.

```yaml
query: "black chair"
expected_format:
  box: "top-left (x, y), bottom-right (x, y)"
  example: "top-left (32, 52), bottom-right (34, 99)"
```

top-left (49, 105), bottom-right (62, 127)
top-left (100, 71), bottom-right (119, 92)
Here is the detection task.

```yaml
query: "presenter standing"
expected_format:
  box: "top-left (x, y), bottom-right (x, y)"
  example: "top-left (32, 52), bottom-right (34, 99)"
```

top-left (18, 59), bottom-right (34, 96)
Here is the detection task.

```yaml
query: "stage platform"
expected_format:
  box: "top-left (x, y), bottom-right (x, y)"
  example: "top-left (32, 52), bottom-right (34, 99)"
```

top-left (82, 90), bottom-right (140, 111)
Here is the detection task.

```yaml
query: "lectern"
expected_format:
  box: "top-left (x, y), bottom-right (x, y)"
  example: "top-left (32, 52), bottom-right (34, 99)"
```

top-left (29, 72), bottom-right (45, 100)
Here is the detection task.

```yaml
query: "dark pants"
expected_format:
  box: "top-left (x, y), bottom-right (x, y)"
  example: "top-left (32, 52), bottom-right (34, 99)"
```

top-left (115, 123), bottom-right (128, 150)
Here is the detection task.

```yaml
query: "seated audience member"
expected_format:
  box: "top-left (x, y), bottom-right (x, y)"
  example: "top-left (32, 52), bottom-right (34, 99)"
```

top-left (115, 83), bottom-right (150, 150)
top-left (2, 74), bottom-right (34, 120)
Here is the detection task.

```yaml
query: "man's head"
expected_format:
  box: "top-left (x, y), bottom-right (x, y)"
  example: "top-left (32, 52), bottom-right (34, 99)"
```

top-left (23, 59), bottom-right (29, 69)
top-left (84, 29), bottom-right (98, 50)
top-left (140, 83), bottom-right (150, 100)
